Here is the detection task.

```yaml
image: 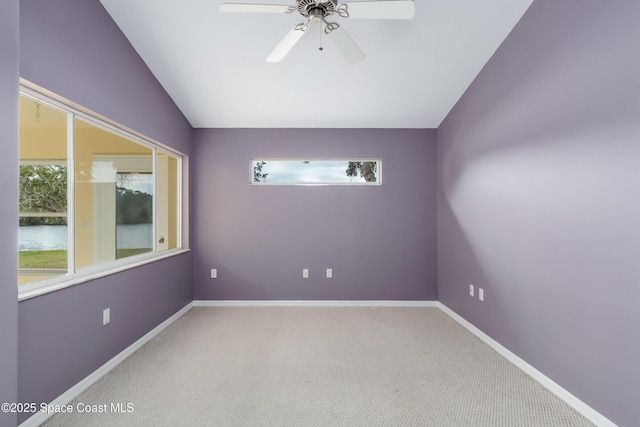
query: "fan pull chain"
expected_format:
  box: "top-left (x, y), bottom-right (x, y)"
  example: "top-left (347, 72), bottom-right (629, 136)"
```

top-left (319, 25), bottom-right (324, 51)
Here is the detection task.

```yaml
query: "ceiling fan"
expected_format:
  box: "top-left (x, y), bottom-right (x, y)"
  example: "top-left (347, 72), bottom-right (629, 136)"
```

top-left (219, 0), bottom-right (415, 64)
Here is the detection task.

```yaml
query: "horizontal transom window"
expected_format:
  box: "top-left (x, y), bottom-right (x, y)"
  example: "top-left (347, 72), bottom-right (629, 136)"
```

top-left (251, 159), bottom-right (382, 185)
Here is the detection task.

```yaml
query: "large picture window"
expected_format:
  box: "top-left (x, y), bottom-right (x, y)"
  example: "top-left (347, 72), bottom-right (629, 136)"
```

top-left (19, 89), bottom-right (185, 297)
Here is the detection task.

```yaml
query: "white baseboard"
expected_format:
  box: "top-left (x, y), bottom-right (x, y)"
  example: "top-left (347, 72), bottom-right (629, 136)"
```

top-left (20, 300), bottom-right (614, 427)
top-left (193, 300), bottom-right (437, 307)
top-left (19, 302), bottom-right (194, 427)
top-left (436, 302), bottom-right (616, 427)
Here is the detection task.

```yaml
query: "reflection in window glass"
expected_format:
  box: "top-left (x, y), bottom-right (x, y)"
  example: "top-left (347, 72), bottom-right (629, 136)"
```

top-left (251, 159), bottom-right (381, 184)
top-left (157, 152), bottom-right (180, 251)
top-left (75, 118), bottom-right (153, 268)
top-left (18, 218), bottom-right (68, 285)
top-left (18, 90), bottom-right (185, 293)
top-left (18, 96), bottom-right (69, 286)
top-left (116, 172), bottom-right (153, 259)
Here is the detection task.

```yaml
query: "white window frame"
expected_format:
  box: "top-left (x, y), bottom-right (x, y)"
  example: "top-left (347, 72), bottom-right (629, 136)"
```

top-left (18, 85), bottom-right (188, 301)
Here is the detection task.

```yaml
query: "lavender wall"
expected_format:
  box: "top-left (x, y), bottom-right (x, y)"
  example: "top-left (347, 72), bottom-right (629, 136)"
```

top-left (18, 257), bottom-right (191, 416)
top-left (18, 0), bottom-right (193, 423)
top-left (19, 0), bottom-right (191, 151)
top-left (0, 1), bottom-right (19, 426)
top-left (193, 128), bottom-right (437, 301)
top-left (437, 1), bottom-right (640, 425)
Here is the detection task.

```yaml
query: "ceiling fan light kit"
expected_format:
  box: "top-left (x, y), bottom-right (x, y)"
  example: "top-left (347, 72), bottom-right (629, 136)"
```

top-left (219, 0), bottom-right (415, 64)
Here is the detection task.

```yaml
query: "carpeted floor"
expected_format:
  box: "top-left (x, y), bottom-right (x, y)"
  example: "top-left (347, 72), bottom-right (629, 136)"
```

top-left (42, 307), bottom-right (594, 426)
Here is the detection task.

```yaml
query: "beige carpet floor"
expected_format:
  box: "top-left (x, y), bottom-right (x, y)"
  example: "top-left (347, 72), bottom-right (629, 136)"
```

top-left (42, 307), bottom-right (594, 426)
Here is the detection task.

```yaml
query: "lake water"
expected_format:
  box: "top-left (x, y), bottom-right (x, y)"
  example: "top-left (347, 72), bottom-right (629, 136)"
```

top-left (19, 224), bottom-right (153, 251)
top-left (19, 225), bottom-right (67, 251)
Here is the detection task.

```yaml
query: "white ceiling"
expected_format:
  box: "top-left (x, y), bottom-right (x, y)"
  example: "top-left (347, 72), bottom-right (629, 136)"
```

top-left (99, 0), bottom-right (533, 129)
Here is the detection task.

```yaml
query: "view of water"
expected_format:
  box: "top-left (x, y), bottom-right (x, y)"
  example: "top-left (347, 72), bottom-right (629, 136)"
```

top-left (19, 225), bottom-right (67, 251)
top-left (19, 224), bottom-right (153, 251)
top-left (117, 223), bottom-right (152, 250)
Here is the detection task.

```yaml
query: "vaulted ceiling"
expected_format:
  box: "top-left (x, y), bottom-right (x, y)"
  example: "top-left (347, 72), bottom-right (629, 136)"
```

top-left (99, 0), bottom-right (533, 128)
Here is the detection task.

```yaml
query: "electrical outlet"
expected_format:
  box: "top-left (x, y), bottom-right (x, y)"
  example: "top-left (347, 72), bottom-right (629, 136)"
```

top-left (469, 284), bottom-right (474, 297)
top-left (210, 268), bottom-right (217, 279)
top-left (326, 268), bottom-right (333, 278)
top-left (103, 308), bottom-right (110, 326)
top-left (479, 288), bottom-right (484, 301)
top-left (303, 268), bottom-right (309, 278)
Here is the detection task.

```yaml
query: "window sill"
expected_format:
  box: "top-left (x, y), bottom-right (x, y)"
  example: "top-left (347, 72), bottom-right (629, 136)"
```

top-left (18, 248), bottom-right (191, 302)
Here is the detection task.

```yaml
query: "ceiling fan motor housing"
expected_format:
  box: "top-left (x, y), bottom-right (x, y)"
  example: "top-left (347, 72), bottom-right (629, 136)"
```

top-left (296, 0), bottom-right (338, 18)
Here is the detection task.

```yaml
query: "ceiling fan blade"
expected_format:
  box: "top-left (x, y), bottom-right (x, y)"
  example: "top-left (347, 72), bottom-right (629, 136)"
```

top-left (266, 26), bottom-right (308, 62)
top-left (326, 25), bottom-right (365, 65)
top-left (219, 3), bottom-right (293, 13)
top-left (343, 0), bottom-right (415, 19)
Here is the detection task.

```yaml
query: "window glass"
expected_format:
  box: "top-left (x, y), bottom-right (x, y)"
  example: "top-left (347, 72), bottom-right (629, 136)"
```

top-left (74, 118), bottom-right (153, 268)
top-left (251, 159), bottom-right (381, 184)
top-left (116, 172), bottom-right (153, 259)
top-left (157, 152), bottom-right (180, 251)
top-left (18, 89), bottom-right (185, 295)
top-left (19, 97), bottom-right (69, 285)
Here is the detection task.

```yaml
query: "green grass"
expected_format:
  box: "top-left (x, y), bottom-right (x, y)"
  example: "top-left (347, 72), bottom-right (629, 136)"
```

top-left (116, 248), bottom-right (152, 259)
top-left (19, 250), bottom-right (67, 269)
top-left (20, 248), bottom-right (152, 269)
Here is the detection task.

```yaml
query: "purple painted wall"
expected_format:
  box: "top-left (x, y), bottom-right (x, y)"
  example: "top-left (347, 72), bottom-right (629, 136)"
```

top-left (15, 0), bottom-right (638, 424)
top-left (437, 1), bottom-right (640, 425)
top-left (19, 0), bottom-right (191, 151)
top-left (193, 128), bottom-right (437, 301)
top-left (0, 1), bottom-right (19, 426)
top-left (18, 0), bottom-right (193, 423)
